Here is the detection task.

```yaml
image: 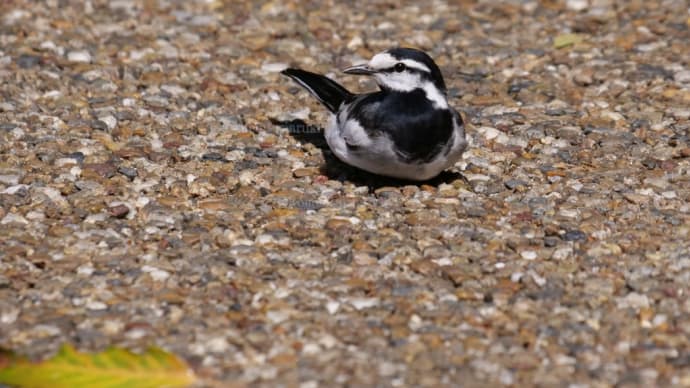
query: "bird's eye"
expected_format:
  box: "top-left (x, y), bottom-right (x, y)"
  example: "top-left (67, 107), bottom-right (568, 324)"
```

top-left (394, 63), bottom-right (406, 72)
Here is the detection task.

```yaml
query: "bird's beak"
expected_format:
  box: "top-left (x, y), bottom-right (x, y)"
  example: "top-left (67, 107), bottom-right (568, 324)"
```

top-left (343, 64), bottom-right (376, 75)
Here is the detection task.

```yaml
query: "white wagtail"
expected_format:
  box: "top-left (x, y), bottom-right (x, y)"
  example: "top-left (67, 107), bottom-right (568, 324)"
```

top-left (281, 47), bottom-right (467, 181)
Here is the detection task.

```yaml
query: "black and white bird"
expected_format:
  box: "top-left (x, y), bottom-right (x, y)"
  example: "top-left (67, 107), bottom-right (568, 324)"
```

top-left (281, 47), bottom-right (467, 181)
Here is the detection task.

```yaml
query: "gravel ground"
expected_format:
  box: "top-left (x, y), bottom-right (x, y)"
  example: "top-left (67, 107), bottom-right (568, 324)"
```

top-left (1, 0), bottom-right (690, 386)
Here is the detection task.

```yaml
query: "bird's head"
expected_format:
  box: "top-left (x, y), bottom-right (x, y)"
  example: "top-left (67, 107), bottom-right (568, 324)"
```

top-left (343, 48), bottom-right (447, 95)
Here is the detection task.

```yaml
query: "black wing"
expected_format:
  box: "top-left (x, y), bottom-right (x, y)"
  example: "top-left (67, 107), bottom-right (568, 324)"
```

top-left (348, 90), bottom-right (455, 163)
top-left (281, 68), bottom-right (354, 113)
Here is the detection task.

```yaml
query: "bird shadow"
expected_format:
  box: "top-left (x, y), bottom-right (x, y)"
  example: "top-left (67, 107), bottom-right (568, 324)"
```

top-left (273, 119), bottom-right (466, 191)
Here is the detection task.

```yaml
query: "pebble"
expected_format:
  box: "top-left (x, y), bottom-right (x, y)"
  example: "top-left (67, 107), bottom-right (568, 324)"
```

top-left (16, 54), bottom-right (41, 69)
top-left (674, 70), bottom-right (690, 84)
top-left (261, 62), bottom-right (288, 72)
top-left (348, 298), bottom-right (380, 310)
top-left (0, 175), bottom-right (20, 185)
top-left (618, 292), bottom-right (650, 309)
top-left (86, 301), bottom-right (108, 311)
top-left (141, 266), bottom-right (170, 282)
top-left (117, 167), bottom-right (138, 180)
top-left (326, 301), bottom-right (340, 315)
top-left (566, 0), bottom-right (589, 12)
top-left (563, 229), bottom-right (587, 242)
top-left (1, 213), bottom-right (29, 226)
top-left (67, 50), bottom-right (92, 63)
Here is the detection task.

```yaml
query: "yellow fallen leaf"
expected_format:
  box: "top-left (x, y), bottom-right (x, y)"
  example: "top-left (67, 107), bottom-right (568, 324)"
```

top-left (554, 33), bottom-right (584, 49)
top-left (0, 344), bottom-right (197, 388)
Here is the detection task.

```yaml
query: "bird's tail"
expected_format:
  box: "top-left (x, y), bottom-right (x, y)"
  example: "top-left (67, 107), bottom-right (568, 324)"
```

top-left (281, 68), bottom-right (354, 113)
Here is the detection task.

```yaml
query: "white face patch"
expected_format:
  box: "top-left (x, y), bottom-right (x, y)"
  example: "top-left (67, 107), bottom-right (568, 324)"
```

top-left (373, 71), bottom-right (420, 92)
top-left (367, 52), bottom-right (446, 109)
top-left (371, 74), bottom-right (448, 109)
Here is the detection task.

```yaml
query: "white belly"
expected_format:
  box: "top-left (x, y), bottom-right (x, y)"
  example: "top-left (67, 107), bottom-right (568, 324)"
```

top-left (323, 114), bottom-right (466, 181)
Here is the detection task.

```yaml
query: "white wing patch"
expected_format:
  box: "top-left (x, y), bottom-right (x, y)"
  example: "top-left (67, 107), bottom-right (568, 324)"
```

top-left (340, 117), bottom-right (373, 148)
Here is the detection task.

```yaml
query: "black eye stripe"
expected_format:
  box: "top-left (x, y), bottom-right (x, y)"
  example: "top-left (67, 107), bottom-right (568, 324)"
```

top-left (381, 65), bottom-right (424, 74)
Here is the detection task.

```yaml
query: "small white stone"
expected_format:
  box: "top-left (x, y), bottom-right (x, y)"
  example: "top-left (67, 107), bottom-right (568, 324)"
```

top-left (40, 40), bottom-right (58, 52)
top-left (42, 90), bottom-right (61, 99)
top-left (325, 300), bottom-right (340, 314)
top-left (54, 157), bottom-right (78, 167)
top-left (103, 320), bottom-right (124, 335)
top-left (300, 381), bottom-right (319, 388)
top-left (302, 342), bottom-right (321, 355)
top-left (0, 175), bottom-right (20, 185)
top-left (25, 211), bottom-right (45, 221)
top-left (566, 0), bottom-right (588, 11)
top-left (31, 324), bottom-right (61, 337)
top-left (636, 41), bottom-right (666, 52)
top-left (69, 168), bottom-right (81, 181)
top-left (39, 186), bottom-right (69, 208)
top-left (674, 70), bottom-right (690, 83)
top-left (662, 191), bottom-right (677, 199)
top-left (84, 213), bottom-right (107, 224)
top-left (135, 196), bottom-right (150, 208)
top-left (652, 314), bottom-right (667, 327)
top-left (141, 265), bottom-right (170, 282)
top-left (1, 184), bottom-right (28, 195)
top-left (161, 84), bottom-right (186, 96)
top-left (530, 271), bottom-right (547, 287)
top-left (239, 170), bottom-right (254, 186)
top-left (347, 36), bottom-right (363, 50)
top-left (206, 337), bottom-right (230, 353)
top-left (129, 48), bottom-right (154, 61)
top-left (552, 246), bottom-right (573, 260)
top-left (432, 257), bottom-right (453, 266)
top-left (67, 50), bottom-right (92, 63)
top-left (478, 126), bottom-right (501, 140)
top-left (1, 213), bottom-right (28, 226)
top-left (559, 208), bottom-right (580, 218)
top-left (568, 180), bottom-right (584, 192)
top-left (255, 233), bottom-right (276, 245)
top-left (287, 107), bottom-right (311, 121)
top-left (618, 292), bottom-right (650, 309)
top-left (601, 110), bottom-right (625, 122)
top-left (0, 308), bottom-right (19, 324)
top-left (3, 9), bottom-right (27, 24)
top-left (520, 250), bottom-right (537, 260)
top-left (86, 301), bottom-right (108, 310)
top-left (125, 328), bottom-right (148, 340)
top-left (669, 108), bottom-right (690, 119)
top-left (319, 334), bottom-right (338, 349)
top-left (77, 265), bottom-right (94, 276)
top-left (408, 314), bottom-right (423, 331)
top-left (98, 115), bottom-right (117, 130)
top-left (348, 297), bottom-right (379, 310)
top-left (379, 361), bottom-right (398, 377)
top-left (266, 310), bottom-right (290, 324)
top-left (261, 62), bottom-right (288, 72)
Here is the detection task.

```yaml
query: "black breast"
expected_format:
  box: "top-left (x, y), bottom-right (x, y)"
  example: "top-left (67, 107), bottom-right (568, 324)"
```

top-left (350, 90), bottom-right (456, 163)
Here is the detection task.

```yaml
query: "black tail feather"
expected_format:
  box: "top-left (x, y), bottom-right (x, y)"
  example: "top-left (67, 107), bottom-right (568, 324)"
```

top-left (281, 68), bottom-right (354, 113)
